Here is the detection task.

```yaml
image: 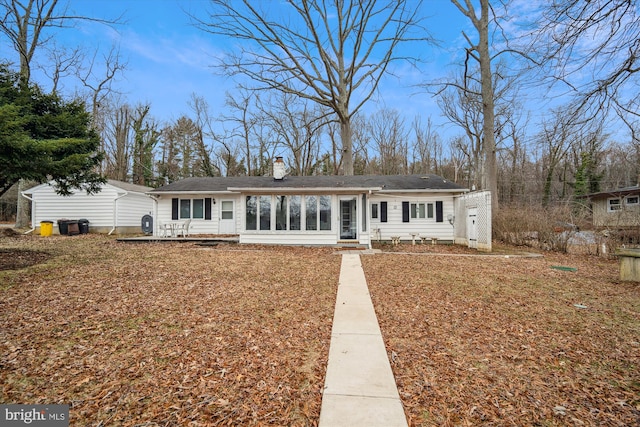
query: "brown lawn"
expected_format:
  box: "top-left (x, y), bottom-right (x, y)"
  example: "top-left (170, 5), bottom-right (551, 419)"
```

top-left (0, 235), bottom-right (339, 426)
top-left (362, 248), bottom-right (640, 426)
top-left (2, 235), bottom-right (639, 426)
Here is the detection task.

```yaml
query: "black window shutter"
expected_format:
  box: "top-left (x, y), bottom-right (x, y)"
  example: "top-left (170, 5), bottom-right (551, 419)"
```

top-left (402, 201), bottom-right (410, 222)
top-left (172, 198), bottom-right (179, 220)
top-left (204, 198), bottom-right (212, 220)
top-left (436, 201), bottom-right (443, 222)
top-left (380, 201), bottom-right (388, 223)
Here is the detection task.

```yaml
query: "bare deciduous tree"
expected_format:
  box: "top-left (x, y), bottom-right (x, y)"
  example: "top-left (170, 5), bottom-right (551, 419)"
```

top-left (410, 116), bottom-right (440, 174)
top-left (194, 0), bottom-right (427, 175)
top-left (438, 80), bottom-right (484, 190)
top-left (448, 0), bottom-right (516, 210)
top-left (40, 41), bottom-right (81, 93)
top-left (0, 0), bottom-right (122, 86)
top-left (258, 92), bottom-right (327, 176)
top-left (103, 102), bottom-right (132, 182)
top-left (188, 94), bottom-right (220, 178)
top-left (131, 104), bottom-right (159, 187)
top-left (221, 89), bottom-right (259, 176)
top-left (536, 0), bottom-right (639, 131)
top-left (367, 109), bottom-right (409, 175)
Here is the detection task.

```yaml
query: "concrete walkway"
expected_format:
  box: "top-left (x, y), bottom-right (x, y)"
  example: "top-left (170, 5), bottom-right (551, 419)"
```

top-left (319, 254), bottom-right (408, 427)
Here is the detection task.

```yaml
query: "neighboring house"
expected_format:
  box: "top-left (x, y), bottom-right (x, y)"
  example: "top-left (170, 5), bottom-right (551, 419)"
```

top-left (586, 185), bottom-right (640, 229)
top-left (148, 171), bottom-right (491, 249)
top-left (23, 180), bottom-right (154, 234)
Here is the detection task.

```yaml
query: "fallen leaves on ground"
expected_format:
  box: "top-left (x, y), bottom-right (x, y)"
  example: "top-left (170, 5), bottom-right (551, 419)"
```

top-left (0, 235), bottom-right (339, 426)
top-left (362, 249), bottom-right (640, 426)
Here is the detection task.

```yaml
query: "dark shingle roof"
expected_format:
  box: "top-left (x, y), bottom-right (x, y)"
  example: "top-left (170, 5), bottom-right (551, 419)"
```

top-left (585, 185), bottom-right (640, 199)
top-left (149, 174), bottom-right (467, 193)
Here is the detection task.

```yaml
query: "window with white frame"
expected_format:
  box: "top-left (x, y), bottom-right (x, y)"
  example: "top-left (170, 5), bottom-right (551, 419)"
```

top-left (410, 203), bottom-right (426, 219)
top-left (259, 195), bottom-right (271, 230)
top-left (246, 196), bottom-right (257, 230)
top-left (179, 198), bottom-right (204, 219)
top-left (244, 194), bottom-right (331, 232)
top-left (289, 196), bottom-right (301, 230)
top-left (172, 198), bottom-right (211, 221)
top-left (626, 195), bottom-right (639, 206)
top-left (608, 198), bottom-right (621, 211)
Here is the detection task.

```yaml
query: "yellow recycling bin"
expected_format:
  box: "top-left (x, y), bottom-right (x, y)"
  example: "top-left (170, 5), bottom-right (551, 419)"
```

top-left (40, 221), bottom-right (53, 237)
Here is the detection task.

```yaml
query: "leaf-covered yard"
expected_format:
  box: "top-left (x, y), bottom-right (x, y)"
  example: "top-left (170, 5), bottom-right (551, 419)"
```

top-left (1, 235), bottom-right (639, 426)
top-left (0, 235), bottom-right (339, 426)
top-left (363, 250), bottom-right (640, 426)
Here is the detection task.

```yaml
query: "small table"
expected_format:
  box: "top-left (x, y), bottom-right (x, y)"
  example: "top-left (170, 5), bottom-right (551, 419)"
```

top-left (165, 221), bottom-right (186, 237)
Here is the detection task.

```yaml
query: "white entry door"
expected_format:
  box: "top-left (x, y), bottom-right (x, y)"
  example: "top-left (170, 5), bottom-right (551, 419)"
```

top-left (219, 200), bottom-right (236, 234)
top-left (467, 207), bottom-right (478, 249)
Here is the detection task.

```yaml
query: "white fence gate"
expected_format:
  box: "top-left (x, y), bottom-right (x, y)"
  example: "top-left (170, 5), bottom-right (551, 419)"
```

top-left (454, 191), bottom-right (492, 252)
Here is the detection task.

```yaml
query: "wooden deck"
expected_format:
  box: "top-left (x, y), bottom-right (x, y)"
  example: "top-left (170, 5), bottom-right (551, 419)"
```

top-left (116, 236), bottom-right (240, 244)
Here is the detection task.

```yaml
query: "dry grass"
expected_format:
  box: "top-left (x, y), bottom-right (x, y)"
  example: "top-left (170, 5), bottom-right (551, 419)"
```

top-left (0, 235), bottom-right (340, 426)
top-left (362, 250), bottom-right (640, 426)
top-left (2, 235), bottom-right (639, 426)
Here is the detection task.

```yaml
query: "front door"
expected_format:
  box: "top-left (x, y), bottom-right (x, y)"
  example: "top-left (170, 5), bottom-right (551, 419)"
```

top-left (339, 197), bottom-right (357, 240)
top-left (219, 200), bottom-right (236, 234)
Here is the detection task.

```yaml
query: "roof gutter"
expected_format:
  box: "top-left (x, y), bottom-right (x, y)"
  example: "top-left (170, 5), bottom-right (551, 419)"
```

top-left (375, 188), bottom-right (469, 194)
top-left (147, 190), bottom-right (239, 196)
top-left (227, 186), bottom-right (383, 193)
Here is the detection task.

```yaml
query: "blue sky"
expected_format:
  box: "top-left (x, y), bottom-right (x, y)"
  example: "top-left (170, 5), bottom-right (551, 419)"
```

top-left (1, 0), bottom-right (477, 136)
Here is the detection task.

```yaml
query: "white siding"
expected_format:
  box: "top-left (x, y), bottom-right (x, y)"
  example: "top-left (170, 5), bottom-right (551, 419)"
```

top-left (153, 190), bottom-right (459, 246)
top-left (154, 194), bottom-right (225, 236)
top-left (116, 193), bottom-right (154, 226)
top-left (369, 193), bottom-right (457, 242)
top-left (240, 232), bottom-right (337, 245)
top-left (28, 182), bottom-right (154, 233)
top-left (30, 184), bottom-right (117, 228)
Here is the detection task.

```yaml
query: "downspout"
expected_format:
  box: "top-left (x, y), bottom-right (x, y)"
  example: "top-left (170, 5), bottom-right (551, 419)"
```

top-left (367, 190), bottom-right (372, 250)
top-left (108, 191), bottom-right (128, 235)
top-left (147, 194), bottom-right (159, 236)
top-left (20, 192), bottom-right (36, 234)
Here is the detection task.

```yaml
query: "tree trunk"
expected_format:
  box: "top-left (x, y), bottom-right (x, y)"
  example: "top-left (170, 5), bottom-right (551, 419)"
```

top-left (341, 118), bottom-right (353, 175)
top-left (15, 179), bottom-right (30, 229)
top-left (478, 0), bottom-right (498, 210)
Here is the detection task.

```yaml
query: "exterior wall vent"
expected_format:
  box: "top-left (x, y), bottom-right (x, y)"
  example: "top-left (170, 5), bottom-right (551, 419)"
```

top-left (273, 157), bottom-right (286, 180)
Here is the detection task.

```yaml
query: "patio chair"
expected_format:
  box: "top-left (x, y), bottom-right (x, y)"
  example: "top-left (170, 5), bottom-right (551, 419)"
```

top-left (177, 219), bottom-right (191, 237)
top-left (158, 221), bottom-right (172, 237)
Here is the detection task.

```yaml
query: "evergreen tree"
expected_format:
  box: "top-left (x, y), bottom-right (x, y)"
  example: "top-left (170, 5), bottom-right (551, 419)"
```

top-left (0, 65), bottom-right (104, 197)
